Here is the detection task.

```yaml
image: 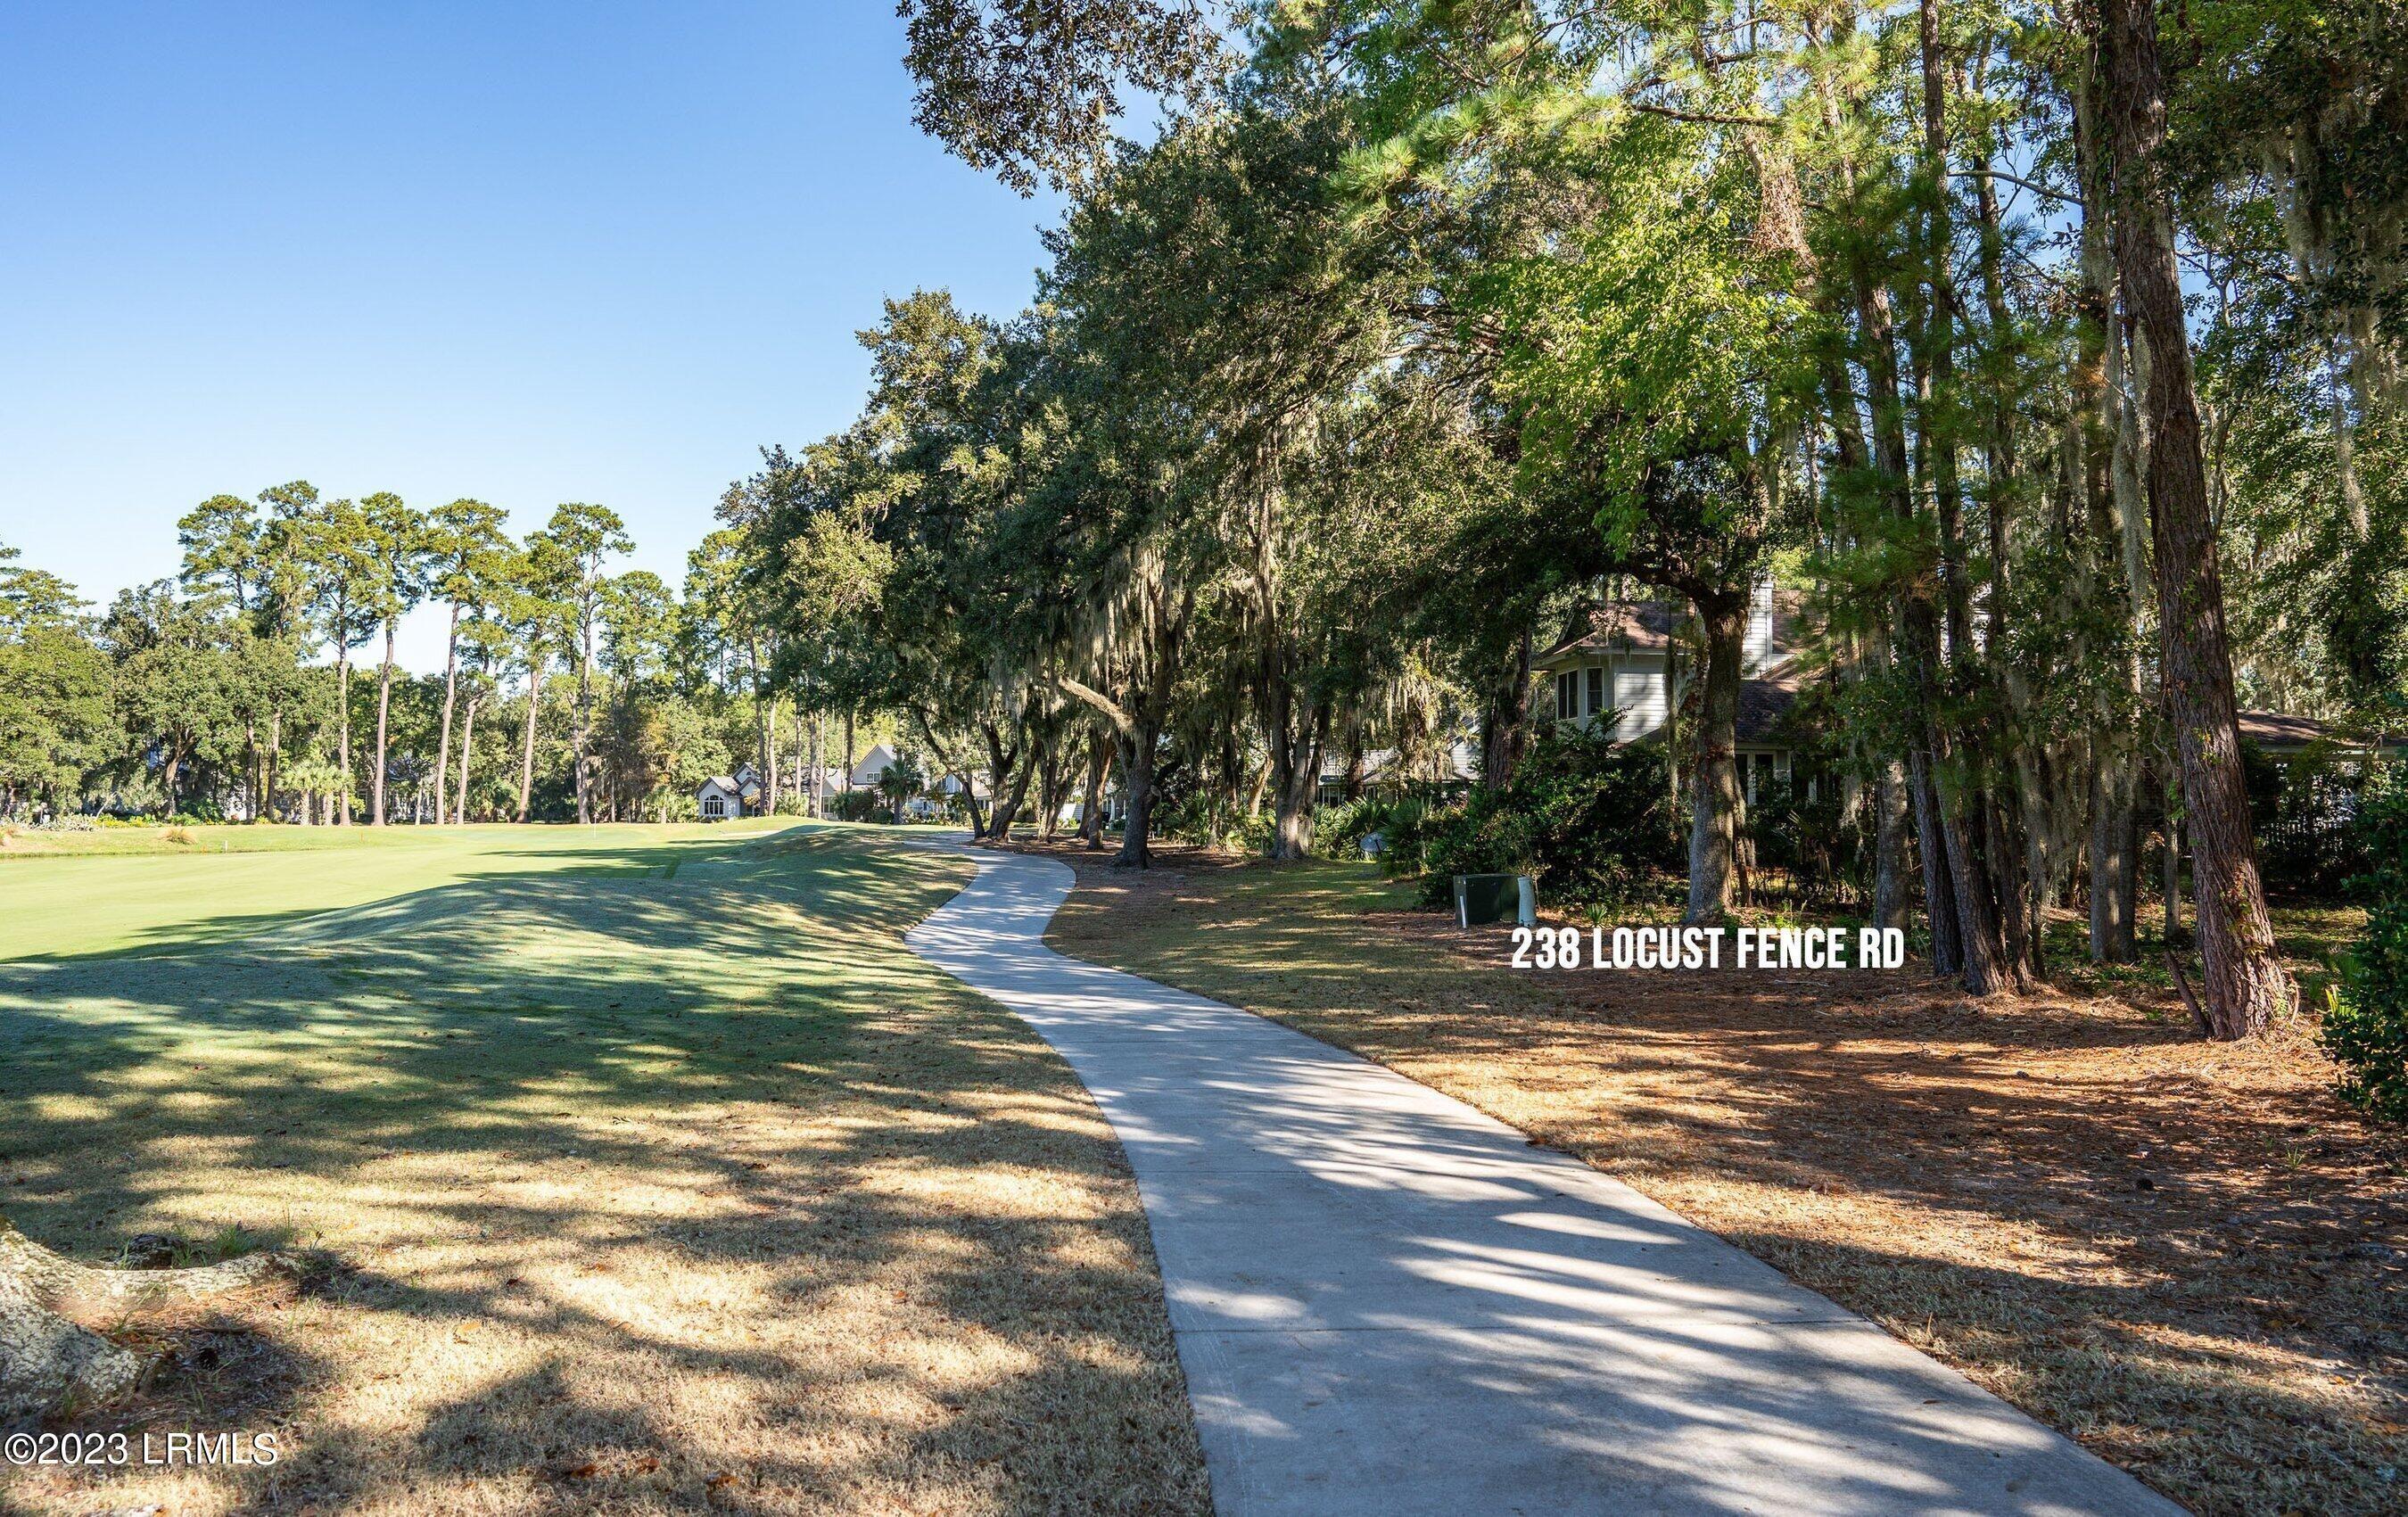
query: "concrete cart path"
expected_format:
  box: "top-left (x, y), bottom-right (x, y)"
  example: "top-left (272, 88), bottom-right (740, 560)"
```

top-left (902, 845), bottom-right (2184, 1517)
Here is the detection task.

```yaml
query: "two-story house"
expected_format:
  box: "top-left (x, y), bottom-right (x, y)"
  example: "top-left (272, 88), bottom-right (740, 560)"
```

top-left (1531, 581), bottom-right (1810, 804)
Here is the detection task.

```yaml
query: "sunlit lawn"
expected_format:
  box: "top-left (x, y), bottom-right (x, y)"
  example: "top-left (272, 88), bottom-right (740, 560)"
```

top-left (1, 825), bottom-right (1207, 1516)
top-left (0, 819), bottom-right (790, 960)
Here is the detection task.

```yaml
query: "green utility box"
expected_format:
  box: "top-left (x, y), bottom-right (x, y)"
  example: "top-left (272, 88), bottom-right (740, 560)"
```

top-left (1454, 872), bottom-right (1533, 928)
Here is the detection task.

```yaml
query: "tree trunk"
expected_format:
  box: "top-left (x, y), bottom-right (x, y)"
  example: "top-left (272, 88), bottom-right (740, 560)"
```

top-left (573, 614), bottom-right (595, 825)
top-left (1909, 753), bottom-right (1963, 976)
top-left (1077, 731), bottom-right (1113, 848)
top-left (2163, 810), bottom-right (2183, 941)
top-left (1116, 726), bottom-right (1159, 869)
top-left (371, 617), bottom-right (398, 825)
top-left (515, 669), bottom-right (542, 823)
top-left (2089, 743), bottom-right (2141, 960)
top-left (456, 693), bottom-right (480, 824)
top-left (2, 1216), bottom-right (294, 1424)
top-left (1270, 697), bottom-right (1330, 862)
top-left (334, 648), bottom-right (352, 825)
top-left (1477, 627), bottom-right (1534, 788)
top-left (2099, 0), bottom-right (2290, 1037)
top-left (981, 721), bottom-right (1027, 842)
top-left (1874, 761), bottom-right (1909, 929)
top-left (433, 605), bottom-right (461, 828)
top-left (2074, 74), bottom-right (2146, 968)
top-left (804, 703), bottom-right (823, 819)
top-left (1037, 734), bottom-right (1066, 839)
top-left (1684, 594), bottom-right (1745, 925)
top-left (807, 708), bottom-right (825, 819)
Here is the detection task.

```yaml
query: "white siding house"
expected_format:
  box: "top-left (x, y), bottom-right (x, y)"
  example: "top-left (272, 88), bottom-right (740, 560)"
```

top-left (696, 766), bottom-right (761, 820)
top-left (1533, 582), bottom-right (1810, 803)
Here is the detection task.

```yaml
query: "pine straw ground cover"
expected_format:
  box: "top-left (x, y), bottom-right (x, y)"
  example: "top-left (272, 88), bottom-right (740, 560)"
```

top-left (1044, 843), bottom-right (2407, 1517)
top-left (0, 826), bottom-right (1208, 1516)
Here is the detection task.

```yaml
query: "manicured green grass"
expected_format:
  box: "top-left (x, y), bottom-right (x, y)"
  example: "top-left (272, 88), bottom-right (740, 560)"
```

top-left (3, 825), bottom-right (1207, 1516)
top-left (0, 819), bottom-right (790, 960)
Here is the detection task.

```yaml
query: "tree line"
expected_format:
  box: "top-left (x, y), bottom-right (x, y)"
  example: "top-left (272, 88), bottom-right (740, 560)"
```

top-left (0, 486), bottom-right (861, 828)
top-left (719, 0), bottom-right (2405, 1044)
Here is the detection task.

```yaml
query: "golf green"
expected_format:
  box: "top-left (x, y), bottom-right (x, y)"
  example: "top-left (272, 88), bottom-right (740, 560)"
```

top-left (0, 820), bottom-right (793, 960)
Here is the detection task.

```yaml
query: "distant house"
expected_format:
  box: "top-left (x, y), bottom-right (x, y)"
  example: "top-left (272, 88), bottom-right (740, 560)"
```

top-left (1531, 585), bottom-right (2396, 811)
top-left (1317, 738), bottom-right (1480, 804)
top-left (848, 744), bottom-right (899, 792)
top-left (1533, 582), bottom-right (1809, 803)
top-left (697, 765), bottom-right (762, 820)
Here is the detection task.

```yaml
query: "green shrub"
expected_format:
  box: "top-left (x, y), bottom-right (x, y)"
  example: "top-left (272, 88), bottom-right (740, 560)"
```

top-left (827, 790), bottom-right (887, 822)
top-left (1373, 796), bottom-right (1440, 876)
top-left (1158, 791), bottom-right (1271, 853)
top-left (1743, 771), bottom-right (1868, 910)
top-left (1389, 727), bottom-right (1679, 909)
top-left (2322, 764), bottom-right (2408, 1121)
top-left (1315, 796), bottom-right (1393, 859)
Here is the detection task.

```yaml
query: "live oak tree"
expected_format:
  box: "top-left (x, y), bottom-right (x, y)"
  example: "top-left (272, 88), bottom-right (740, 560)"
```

top-left (898, 0), bottom-right (1230, 194)
top-left (0, 546), bottom-right (108, 818)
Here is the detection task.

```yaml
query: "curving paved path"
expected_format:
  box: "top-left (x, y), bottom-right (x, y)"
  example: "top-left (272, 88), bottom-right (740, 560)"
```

top-left (903, 844), bottom-right (2185, 1517)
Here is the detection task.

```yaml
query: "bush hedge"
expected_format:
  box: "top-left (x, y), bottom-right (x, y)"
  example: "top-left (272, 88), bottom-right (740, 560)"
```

top-left (2322, 763), bottom-right (2408, 1122)
top-left (1355, 727), bottom-right (1680, 910)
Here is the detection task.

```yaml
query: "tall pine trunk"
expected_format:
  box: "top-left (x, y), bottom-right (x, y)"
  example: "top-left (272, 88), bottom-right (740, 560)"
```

top-left (265, 709), bottom-right (282, 825)
top-left (515, 665), bottom-right (542, 823)
top-left (456, 693), bottom-right (480, 825)
top-left (2073, 69), bottom-right (2145, 965)
top-left (433, 603), bottom-right (461, 826)
top-left (2098, 0), bottom-right (2290, 1037)
top-left (334, 647), bottom-right (352, 826)
top-left (2090, 751), bottom-right (2140, 957)
top-left (573, 614), bottom-right (595, 825)
top-left (1684, 594), bottom-right (1746, 925)
top-left (372, 618), bottom-right (397, 826)
top-left (1874, 761), bottom-right (1909, 929)
top-left (806, 708), bottom-right (824, 818)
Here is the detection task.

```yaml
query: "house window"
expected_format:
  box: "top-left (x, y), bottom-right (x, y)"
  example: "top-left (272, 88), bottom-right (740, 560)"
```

top-left (703, 796), bottom-right (724, 818)
top-left (1742, 752), bottom-right (1777, 804)
top-left (1586, 666), bottom-right (1604, 720)
top-left (1556, 671), bottom-right (1577, 721)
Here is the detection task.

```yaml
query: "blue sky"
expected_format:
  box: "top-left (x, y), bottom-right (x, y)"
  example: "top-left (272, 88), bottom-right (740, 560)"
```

top-left (0, 2), bottom-right (1060, 670)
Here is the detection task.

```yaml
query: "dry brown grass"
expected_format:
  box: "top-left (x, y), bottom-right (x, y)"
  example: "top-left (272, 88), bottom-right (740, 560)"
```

top-left (2, 828), bottom-right (1208, 1516)
top-left (1046, 842), bottom-right (2408, 1517)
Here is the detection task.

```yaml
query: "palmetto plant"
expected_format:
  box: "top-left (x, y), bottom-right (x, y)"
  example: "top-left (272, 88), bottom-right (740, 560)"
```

top-left (277, 754), bottom-right (345, 824)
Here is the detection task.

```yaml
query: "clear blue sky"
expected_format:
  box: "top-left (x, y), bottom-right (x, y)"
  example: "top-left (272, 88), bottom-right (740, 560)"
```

top-left (0, 2), bottom-right (1059, 671)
